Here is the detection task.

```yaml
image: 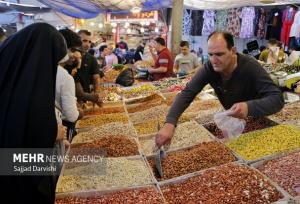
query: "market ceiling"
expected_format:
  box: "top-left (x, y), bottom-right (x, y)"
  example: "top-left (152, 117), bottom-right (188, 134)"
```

top-left (14, 0), bottom-right (300, 19)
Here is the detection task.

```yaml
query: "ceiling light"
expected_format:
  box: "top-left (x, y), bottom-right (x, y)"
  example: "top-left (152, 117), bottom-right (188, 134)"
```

top-left (155, 27), bottom-right (159, 33)
top-left (111, 22), bottom-right (117, 27)
top-left (126, 28), bottom-right (131, 34)
top-left (70, 25), bottom-right (75, 30)
top-left (112, 28), bottom-right (116, 33)
top-left (98, 23), bottom-right (103, 28)
top-left (89, 22), bottom-right (95, 26)
top-left (131, 6), bottom-right (142, 14)
top-left (145, 21), bottom-right (151, 26)
top-left (140, 27), bottom-right (145, 33)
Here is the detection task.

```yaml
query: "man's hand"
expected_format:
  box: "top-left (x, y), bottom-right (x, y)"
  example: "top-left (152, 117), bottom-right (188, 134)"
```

top-left (155, 123), bottom-right (175, 148)
top-left (228, 102), bottom-right (248, 119)
top-left (56, 124), bottom-right (67, 141)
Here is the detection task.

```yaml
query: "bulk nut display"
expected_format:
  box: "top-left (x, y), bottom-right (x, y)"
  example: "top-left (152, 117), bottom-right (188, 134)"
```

top-left (56, 158), bottom-right (153, 193)
top-left (77, 113), bottom-right (129, 128)
top-left (257, 151), bottom-right (300, 197)
top-left (126, 99), bottom-right (166, 114)
top-left (134, 119), bottom-right (165, 136)
top-left (122, 84), bottom-right (157, 99)
top-left (152, 78), bottom-right (183, 90)
top-left (227, 124), bottom-right (300, 161)
top-left (140, 121), bottom-right (213, 155)
top-left (268, 101), bottom-right (300, 123)
top-left (204, 117), bottom-right (277, 139)
top-left (148, 141), bottom-right (236, 180)
top-left (161, 163), bottom-right (284, 204)
top-left (84, 106), bottom-right (125, 116)
top-left (55, 186), bottom-right (163, 204)
top-left (72, 122), bottom-right (136, 144)
top-left (129, 105), bottom-right (169, 124)
top-left (70, 135), bottom-right (139, 157)
top-left (125, 93), bottom-right (163, 105)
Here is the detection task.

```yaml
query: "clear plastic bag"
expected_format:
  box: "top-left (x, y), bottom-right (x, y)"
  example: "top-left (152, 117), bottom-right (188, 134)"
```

top-left (213, 110), bottom-right (246, 139)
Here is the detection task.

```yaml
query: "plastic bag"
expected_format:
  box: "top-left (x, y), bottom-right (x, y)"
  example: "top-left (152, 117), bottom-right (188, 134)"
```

top-left (213, 110), bottom-right (246, 139)
top-left (115, 68), bottom-right (134, 87)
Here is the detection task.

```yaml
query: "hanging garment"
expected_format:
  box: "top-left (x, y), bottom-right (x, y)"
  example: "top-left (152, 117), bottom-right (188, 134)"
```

top-left (202, 10), bottom-right (215, 36)
top-left (240, 7), bottom-right (256, 38)
top-left (290, 10), bottom-right (300, 38)
top-left (191, 10), bottom-right (204, 36)
top-left (256, 8), bottom-right (267, 39)
top-left (253, 8), bottom-right (260, 36)
top-left (182, 9), bottom-right (192, 36)
top-left (281, 7), bottom-right (296, 48)
top-left (215, 10), bottom-right (228, 31)
top-left (227, 8), bottom-right (241, 38)
top-left (266, 8), bottom-right (282, 40)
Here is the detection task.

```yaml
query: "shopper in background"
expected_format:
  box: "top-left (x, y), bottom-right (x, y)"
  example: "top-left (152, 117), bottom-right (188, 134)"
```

top-left (148, 37), bottom-right (174, 81)
top-left (116, 36), bottom-right (128, 51)
top-left (134, 41), bottom-right (146, 62)
top-left (259, 38), bottom-right (285, 63)
top-left (156, 31), bottom-right (284, 148)
top-left (58, 28), bottom-right (85, 139)
top-left (105, 43), bottom-right (118, 71)
top-left (174, 41), bottom-right (200, 77)
top-left (0, 27), bottom-right (6, 43)
top-left (78, 30), bottom-right (101, 92)
top-left (0, 23), bottom-right (67, 204)
top-left (98, 45), bottom-right (109, 71)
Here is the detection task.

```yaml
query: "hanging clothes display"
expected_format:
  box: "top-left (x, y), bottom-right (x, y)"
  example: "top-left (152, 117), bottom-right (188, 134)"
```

top-left (227, 8), bottom-right (241, 38)
top-left (266, 8), bottom-right (282, 41)
top-left (289, 9), bottom-right (300, 49)
top-left (239, 7), bottom-right (255, 38)
top-left (202, 10), bottom-right (215, 36)
top-left (190, 10), bottom-right (204, 36)
top-left (256, 8), bottom-right (266, 39)
top-left (253, 8), bottom-right (260, 36)
top-left (280, 6), bottom-right (296, 48)
top-left (215, 10), bottom-right (228, 31)
top-left (183, 9), bottom-right (192, 36)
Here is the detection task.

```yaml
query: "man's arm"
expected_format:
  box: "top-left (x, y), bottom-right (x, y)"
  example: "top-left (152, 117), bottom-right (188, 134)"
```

top-left (60, 75), bottom-right (79, 122)
top-left (90, 56), bottom-right (101, 91)
top-left (156, 65), bottom-right (212, 147)
top-left (165, 66), bottom-right (212, 125)
top-left (246, 62), bottom-right (284, 117)
top-left (148, 66), bottom-right (167, 74)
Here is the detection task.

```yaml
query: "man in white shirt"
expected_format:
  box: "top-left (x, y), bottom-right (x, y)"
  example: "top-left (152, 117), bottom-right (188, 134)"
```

top-left (174, 41), bottom-right (200, 77)
top-left (105, 43), bottom-right (118, 72)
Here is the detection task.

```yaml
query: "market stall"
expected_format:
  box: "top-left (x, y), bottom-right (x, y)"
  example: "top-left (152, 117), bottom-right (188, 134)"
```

top-left (54, 73), bottom-right (300, 203)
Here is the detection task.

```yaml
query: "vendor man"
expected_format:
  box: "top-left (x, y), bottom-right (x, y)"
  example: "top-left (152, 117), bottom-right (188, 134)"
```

top-left (148, 37), bottom-right (174, 81)
top-left (156, 31), bottom-right (284, 147)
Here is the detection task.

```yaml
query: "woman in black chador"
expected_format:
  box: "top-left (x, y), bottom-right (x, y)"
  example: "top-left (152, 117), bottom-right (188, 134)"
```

top-left (0, 23), bottom-right (67, 204)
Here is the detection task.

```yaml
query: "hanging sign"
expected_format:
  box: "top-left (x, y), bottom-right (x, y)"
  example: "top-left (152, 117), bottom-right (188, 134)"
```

top-left (107, 11), bottom-right (158, 22)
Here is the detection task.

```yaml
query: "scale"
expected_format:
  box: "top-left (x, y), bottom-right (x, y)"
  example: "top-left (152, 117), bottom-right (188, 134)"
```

top-left (275, 71), bottom-right (300, 89)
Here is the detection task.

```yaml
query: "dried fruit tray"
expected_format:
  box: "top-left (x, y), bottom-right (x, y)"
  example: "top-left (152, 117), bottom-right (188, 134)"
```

top-left (145, 141), bottom-right (238, 182)
top-left (225, 124), bottom-right (300, 164)
top-left (56, 156), bottom-right (156, 194)
top-left (158, 162), bottom-right (290, 204)
top-left (55, 184), bottom-right (165, 204)
top-left (69, 135), bottom-right (143, 158)
top-left (251, 149), bottom-right (300, 200)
